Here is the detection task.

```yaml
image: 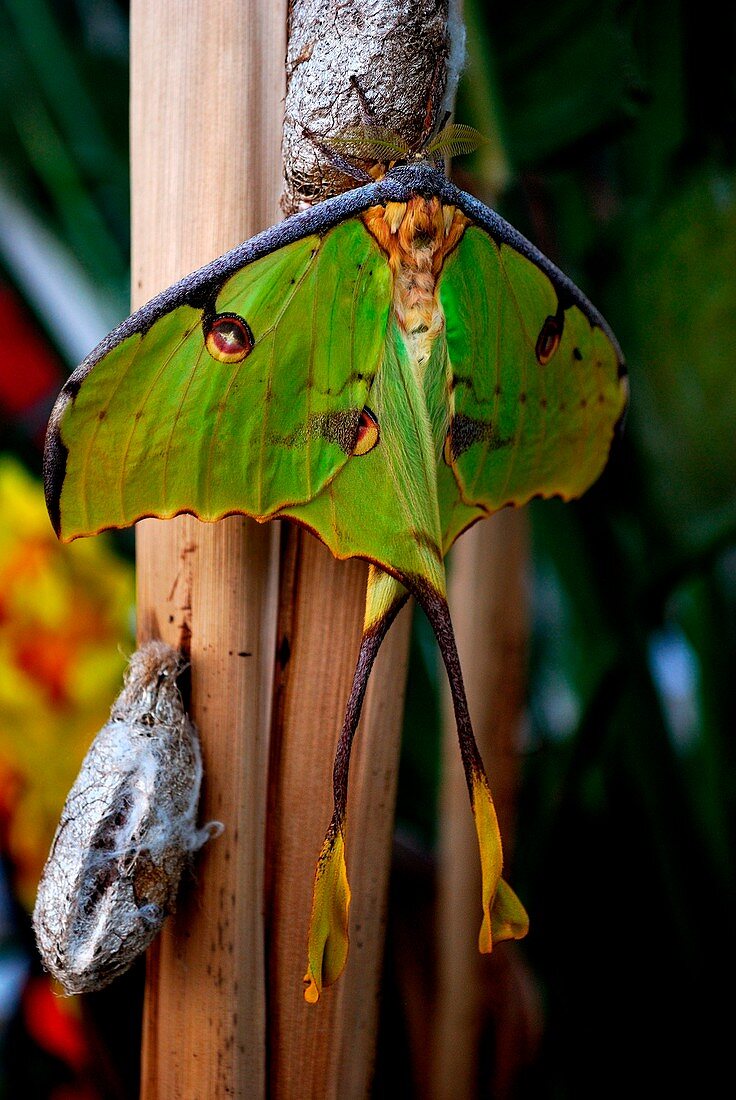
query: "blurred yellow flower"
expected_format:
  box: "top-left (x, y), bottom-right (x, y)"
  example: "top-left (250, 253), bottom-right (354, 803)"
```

top-left (0, 456), bottom-right (134, 910)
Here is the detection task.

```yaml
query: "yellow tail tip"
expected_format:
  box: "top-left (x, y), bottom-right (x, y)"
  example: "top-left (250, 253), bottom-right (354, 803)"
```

top-left (479, 913), bottom-right (493, 954)
top-left (303, 827), bottom-right (351, 1006)
top-left (479, 877), bottom-right (530, 953)
top-left (303, 973), bottom-right (321, 1004)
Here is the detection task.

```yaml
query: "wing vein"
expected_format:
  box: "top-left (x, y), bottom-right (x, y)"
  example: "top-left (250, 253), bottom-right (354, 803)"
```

top-left (117, 323), bottom-right (197, 521)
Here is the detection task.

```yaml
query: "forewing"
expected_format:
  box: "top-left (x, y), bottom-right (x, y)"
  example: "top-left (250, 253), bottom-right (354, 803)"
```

top-left (47, 220), bottom-right (392, 539)
top-left (438, 225), bottom-right (627, 542)
top-left (283, 318), bottom-right (447, 595)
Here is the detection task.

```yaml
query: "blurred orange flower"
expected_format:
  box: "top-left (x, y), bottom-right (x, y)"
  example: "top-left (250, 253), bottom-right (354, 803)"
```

top-left (0, 455), bottom-right (134, 910)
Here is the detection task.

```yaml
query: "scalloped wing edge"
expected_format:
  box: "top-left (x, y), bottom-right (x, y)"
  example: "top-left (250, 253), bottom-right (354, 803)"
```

top-left (44, 162), bottom-right (626, 538)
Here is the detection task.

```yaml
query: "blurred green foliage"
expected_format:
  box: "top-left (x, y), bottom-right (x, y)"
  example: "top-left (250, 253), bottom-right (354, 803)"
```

top-left (0, 6), bottom-right (134, 1096)
top-left (435, 1), bottom-right (736, 1095)
top-left (1, 1), bottom-right (735, 1097)
top-left (0, 0), bottom-right (129, 303)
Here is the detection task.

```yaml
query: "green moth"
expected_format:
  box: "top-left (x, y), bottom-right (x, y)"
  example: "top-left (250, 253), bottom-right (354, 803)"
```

top-left (44, 160), bottom-right (627, 1004)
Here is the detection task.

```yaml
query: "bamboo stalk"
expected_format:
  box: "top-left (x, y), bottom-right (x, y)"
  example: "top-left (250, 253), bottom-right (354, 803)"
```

top-left (263, 2), bottom-right (460, 1092)
top-left (131, 2), bottom-right (286, 1097)
top-left (433, 510), bottom-right (529, 1099)
top-left (266, 533), bottom-right (412, 1098)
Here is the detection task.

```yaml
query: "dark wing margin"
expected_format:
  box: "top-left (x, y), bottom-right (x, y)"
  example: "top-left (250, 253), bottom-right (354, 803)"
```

top-left (45, 162), bottom-right (626, 535)
top-left (43, 178), bottom-right (394, 536)
top-left (383, 164), bottom-right (626, 381)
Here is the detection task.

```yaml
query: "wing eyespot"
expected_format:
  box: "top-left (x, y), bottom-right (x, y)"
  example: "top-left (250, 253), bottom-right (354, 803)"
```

top-left (204, 313), bottom-right (254, 364)
top-left (535, 315), bottom-right (562, 365)
top-left (352, 407), bottom-right (379, 456)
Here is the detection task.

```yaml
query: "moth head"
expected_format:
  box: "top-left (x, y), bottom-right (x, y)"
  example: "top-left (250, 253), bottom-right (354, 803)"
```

top-left (422, 122), bottom-right (488, 162)
top-left (317, 122), bottom-right (488, 181)
top-left (317, 126), bottom-right (412, 178)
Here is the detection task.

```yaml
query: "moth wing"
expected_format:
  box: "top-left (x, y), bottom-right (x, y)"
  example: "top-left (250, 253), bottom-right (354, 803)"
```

top-left (46, 219), bottom-right (392, 540)
top-left (437, 223), bottom-right (627, 549)
top-left (283, 317), bottom-right (447, 593)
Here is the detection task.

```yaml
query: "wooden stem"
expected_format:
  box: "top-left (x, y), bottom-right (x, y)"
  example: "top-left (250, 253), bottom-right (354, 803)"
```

top-left (433, 510), bottom-right (529, 1099)
top-left (263, 0), bottom-right (454, 1090)
top-left (131, 2), bottom-right (286, 1097)
top-left (266, 533), bottom-right (412, 1099)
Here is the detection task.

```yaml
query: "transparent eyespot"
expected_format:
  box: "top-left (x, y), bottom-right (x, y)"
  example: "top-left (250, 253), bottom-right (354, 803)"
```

top-left (205, 314), bottom-right (254, 363)
top-left (535, 315), bottom-right (562, 365)
top-left (352, 407), bottom-right (379, 455)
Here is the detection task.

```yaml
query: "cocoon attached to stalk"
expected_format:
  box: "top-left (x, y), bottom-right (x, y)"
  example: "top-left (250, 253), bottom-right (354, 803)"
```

top-left (33, 641), bottom-right (222, 995)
